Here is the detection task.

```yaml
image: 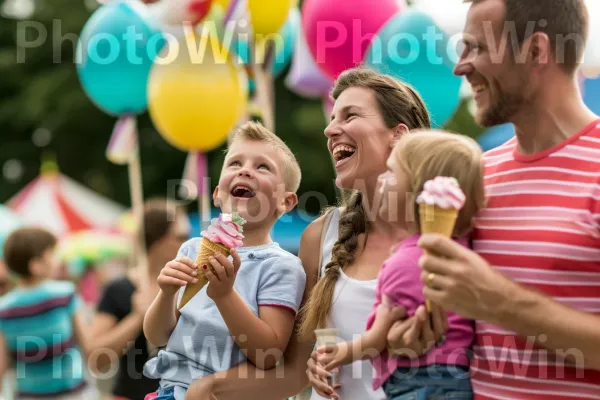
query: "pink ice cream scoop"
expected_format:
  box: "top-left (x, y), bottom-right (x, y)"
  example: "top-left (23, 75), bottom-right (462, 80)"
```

top-left (201, 213), bottom-right (245, 248)
top-left (416, 177), bottom-right (466, 210)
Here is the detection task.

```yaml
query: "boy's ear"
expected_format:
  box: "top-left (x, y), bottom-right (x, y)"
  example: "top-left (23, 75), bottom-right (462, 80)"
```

top-left (391, 124), bottom-right (409, 148)
top-left (212, 187), bottom-right (221, 207)
top-left (280, 192), bottom-right (298, 214)
top-left (28, 258), bottom-right (43, 277)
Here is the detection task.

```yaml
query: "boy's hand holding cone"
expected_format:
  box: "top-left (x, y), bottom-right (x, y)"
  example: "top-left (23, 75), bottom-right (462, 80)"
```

top-left (178, 212), bottom-right (245, 309)
top-left (416, 177), bottom-right (466, 311)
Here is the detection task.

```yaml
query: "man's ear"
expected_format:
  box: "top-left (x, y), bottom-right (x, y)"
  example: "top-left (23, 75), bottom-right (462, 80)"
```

top-left (527, 32), bottom-right (550, 71)
top-left (279, 192), bottom-right (298, 215)
top-left (391, 124), bottom-right (409, 148)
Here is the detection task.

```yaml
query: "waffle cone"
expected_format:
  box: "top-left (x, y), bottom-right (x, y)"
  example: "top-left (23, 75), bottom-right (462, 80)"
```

top-left (178, 238), bottom-right (230, 309)
top-left (419, 204), bottom-right (458, 311)
top-left (419, 204), bottom-right (459, 238)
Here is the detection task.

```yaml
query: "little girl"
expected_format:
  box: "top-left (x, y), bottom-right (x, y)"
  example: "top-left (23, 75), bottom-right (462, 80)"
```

top-left (317, 129), bottom-right (485, 399)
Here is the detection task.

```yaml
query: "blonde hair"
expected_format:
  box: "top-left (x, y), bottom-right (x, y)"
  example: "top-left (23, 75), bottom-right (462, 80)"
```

top-left (394, 129), bottom-right (486, 237)
top-left (228, 121), bottom-right (302, 193)
top-left (298, 67), bottom-right (432, 340)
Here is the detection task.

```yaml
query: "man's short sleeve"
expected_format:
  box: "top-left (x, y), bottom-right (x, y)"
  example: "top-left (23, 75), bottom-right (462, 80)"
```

top-left (257, 256), bottom-right (306, 315)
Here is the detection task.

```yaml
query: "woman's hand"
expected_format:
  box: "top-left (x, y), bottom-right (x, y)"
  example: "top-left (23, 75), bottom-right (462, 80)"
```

top-left (317, 341), bottom-right (350, 372)
top-left (386, 303), bottom-right (448, 357)
top-left (307, 350), bottom-right (340, 400)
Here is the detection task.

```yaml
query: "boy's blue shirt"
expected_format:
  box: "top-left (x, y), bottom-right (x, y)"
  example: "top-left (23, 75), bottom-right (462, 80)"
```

top-left (144, 238), bottom-right (306, 398)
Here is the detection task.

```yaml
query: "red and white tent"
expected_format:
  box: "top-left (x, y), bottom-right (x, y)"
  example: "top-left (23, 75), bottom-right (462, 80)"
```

top-left (7, 168), bottom-right (125, 237)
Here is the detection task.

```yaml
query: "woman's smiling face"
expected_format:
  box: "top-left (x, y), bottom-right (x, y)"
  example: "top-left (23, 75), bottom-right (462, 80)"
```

top-left (325, 87), bottom-right (398, 191)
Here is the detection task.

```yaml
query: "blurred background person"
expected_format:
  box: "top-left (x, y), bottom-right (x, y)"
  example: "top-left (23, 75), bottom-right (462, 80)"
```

top-left (0, 227), bottom-right (94, 399)
top-left (88, 199), bottom-right (190, 400)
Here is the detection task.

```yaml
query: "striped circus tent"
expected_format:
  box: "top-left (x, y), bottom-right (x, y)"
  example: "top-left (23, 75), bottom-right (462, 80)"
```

top-left (7, 162), bottom-right (125, 237)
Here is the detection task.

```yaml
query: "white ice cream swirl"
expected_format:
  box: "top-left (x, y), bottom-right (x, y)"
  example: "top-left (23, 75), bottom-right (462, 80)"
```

top-left (416, 176), bottom-right (466, 210)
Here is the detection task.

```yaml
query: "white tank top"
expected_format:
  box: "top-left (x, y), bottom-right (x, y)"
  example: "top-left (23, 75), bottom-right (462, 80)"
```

top-left (310, 209), bottom-right (386, 400)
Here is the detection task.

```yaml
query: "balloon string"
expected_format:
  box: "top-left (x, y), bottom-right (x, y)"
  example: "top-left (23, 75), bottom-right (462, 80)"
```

top-left (196, 152), bottom-right (211, 232)
top-left (106, 115), bottom-right (137, 165)
top-left (127, 119), bottom-right (147, 273)
top-left (223, 0), bottom-right (240, 25)
top-left (196, 151), bottom-right (207, 197)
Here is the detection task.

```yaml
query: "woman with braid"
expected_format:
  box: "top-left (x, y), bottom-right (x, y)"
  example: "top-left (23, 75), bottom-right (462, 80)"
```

top-left (184, 67), bottom-right (447, 400)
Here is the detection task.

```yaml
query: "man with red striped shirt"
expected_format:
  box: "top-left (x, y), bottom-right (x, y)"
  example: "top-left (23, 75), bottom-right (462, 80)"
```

top-left (418, 0), bottom-right (600, 399)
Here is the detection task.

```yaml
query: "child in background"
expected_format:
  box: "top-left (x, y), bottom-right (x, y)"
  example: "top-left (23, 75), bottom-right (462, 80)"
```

top-left (316, 130), bottom-right (485, 399)
top-left (142, 122), bottom-right (307, 400)
top-left (0, 227), bottom-right (93, 399)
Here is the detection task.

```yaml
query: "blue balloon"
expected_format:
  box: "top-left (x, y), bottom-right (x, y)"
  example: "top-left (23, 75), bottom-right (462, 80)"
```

top-left (232, 8), bottom-right (299, 92)
top-left (477, 123), bottom-right (515, 151)
top-left (365, 10), bottom-right (462, 127)
top-left (272, 8), bottom-right (299, 77)
top-left (583, 76), bottom-right (600, 115)
top-left (77, 1), bottom-right (165, 116)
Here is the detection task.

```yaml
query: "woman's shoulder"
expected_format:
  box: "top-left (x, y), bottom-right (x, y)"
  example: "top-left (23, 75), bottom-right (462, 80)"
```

top-left (299, 208), bottom-right (338, 283)
top-left (301, 208), bottom-right (338, 249)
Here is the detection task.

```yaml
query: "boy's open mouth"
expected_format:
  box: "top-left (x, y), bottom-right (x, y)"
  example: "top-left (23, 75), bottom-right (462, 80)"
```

top-left (231, 184), bottom-right (256, 198)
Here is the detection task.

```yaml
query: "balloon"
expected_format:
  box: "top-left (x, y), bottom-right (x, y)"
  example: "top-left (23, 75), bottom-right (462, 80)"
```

top-left (365, 10), bottom-right (462, 126)
top-left (477, 123), bottom-right (515, 151)
top-left (302, 0), bottom-right (403, 79)
top-left (248, 0), bottom-right (291, 38)
top-left (412, 0), bottom-right (469, 37)
top-left (583, 76), bottom-right (600, 115)
top-left (148, 32), bottom-right (248, 151)
top-left (233, 6), bottom-right (299, 90)
top-left (150, 0), bottom-right (213, 26)
top-left (285, 18), bottom-right (332, 98)
top-left (583, 0), bottom-right (600, 77)
top-left (212, 0), bottom-right (230, 10)
top-left (77, 1), bottom-right (164, 115)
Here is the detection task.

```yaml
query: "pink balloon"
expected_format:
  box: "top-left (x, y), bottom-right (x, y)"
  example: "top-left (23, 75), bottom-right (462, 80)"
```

top-left (302, 0), bottom-right (404, 79)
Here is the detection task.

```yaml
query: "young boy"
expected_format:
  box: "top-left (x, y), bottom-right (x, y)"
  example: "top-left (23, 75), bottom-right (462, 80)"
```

top-left (0, 227), bottom-right (92, 399)
top-left (143, 122), bottom-right (306, 400)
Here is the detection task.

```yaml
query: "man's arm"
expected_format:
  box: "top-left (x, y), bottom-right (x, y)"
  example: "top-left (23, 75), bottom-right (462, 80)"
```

top-left (419, 234), bottom-right (600, 370)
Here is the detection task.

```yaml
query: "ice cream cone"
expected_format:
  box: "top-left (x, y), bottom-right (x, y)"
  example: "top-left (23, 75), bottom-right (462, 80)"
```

top-left (419, 204), bottom-right (459, 311)
top-left (418, 204), bottom-right (459, 237)
top-left (417, 177), bottom-right (465, 312)
top-left (178, 238), bottom-right (230, 309)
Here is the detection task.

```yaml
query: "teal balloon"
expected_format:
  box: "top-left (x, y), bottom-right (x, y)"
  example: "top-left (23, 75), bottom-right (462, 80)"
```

top-left (77, 1), bottom-right (165, 116)
top-left (478, 123), bottom-right (515, 151)
top-left (232, 8), bottom-right (299, 92)
top-left (272, 7), bottom-right (299, 77)
top-left (365, 10), bottom-right (462, 127)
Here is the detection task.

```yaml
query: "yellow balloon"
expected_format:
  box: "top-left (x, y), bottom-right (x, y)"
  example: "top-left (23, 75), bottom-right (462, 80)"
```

top-left (148, 33), bottom-right (248, 152)
top-left (248, 0), bottom-right (292, 38)
top-left (212, 0), bottom-right (230, 9)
